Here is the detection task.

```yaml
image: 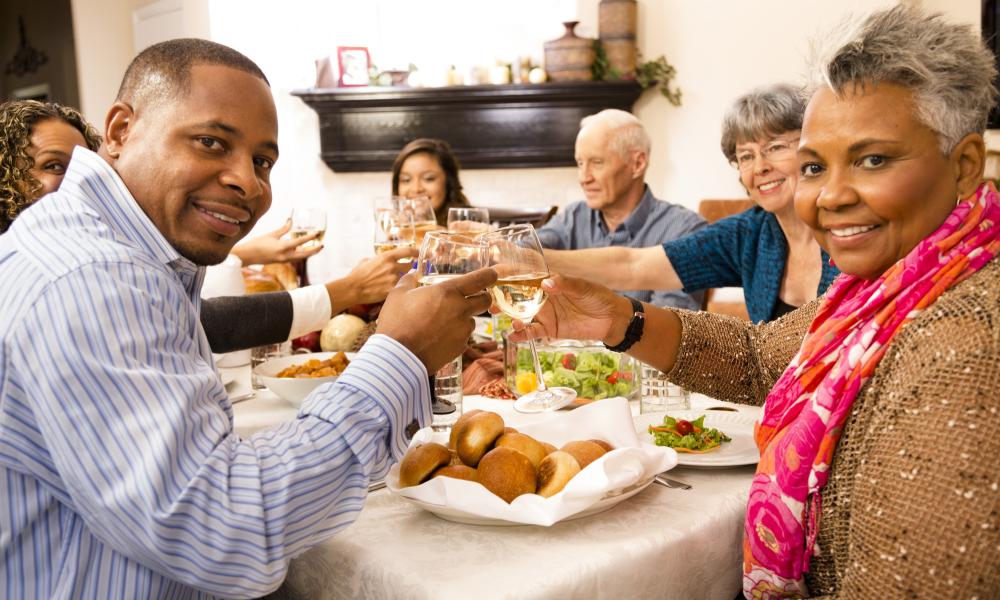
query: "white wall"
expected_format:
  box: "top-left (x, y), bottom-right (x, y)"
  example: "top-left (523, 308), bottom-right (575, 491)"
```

top-left (71, 0), bottom-right (985, 281)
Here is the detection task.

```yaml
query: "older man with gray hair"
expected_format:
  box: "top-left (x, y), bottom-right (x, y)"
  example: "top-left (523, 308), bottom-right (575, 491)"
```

top-left (537, 109), bottom-right (705, 309)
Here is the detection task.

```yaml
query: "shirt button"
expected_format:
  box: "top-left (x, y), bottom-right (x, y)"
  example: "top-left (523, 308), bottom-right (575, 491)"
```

top-left (404, 419), bottom-right (419, 440)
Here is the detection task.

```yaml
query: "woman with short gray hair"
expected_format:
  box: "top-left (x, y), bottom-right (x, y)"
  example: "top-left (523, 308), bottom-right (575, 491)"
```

top-left (515, 5), bottom-right (1000, 597)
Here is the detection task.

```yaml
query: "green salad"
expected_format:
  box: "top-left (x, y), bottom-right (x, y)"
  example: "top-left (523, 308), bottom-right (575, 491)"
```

top-left (514, 348), bottom-right (636, 400)
top-left (648, 415), bottom-right (731, 453)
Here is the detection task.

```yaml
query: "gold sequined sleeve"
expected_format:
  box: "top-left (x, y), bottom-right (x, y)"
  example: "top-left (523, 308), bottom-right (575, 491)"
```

top-left (665, 301), bottom-right (819, 406)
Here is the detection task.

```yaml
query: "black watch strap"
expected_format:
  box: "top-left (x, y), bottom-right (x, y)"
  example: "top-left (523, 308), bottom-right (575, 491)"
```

top-left (604, 297), bottom-right (645, 353)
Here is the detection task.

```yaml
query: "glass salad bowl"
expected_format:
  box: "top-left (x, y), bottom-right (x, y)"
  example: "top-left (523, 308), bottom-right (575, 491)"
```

top-left (502, 338), bottom-right (641, 404)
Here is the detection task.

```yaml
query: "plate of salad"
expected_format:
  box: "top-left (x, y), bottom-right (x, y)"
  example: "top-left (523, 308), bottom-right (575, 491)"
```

top-left (512, 346), bottom-right (640, 404)
top-left (634, 410), bottom-right (760, 467)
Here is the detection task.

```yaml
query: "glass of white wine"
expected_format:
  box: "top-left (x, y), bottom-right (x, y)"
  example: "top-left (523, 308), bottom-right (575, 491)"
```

top-left (417, 231), bottom-right (488, 428)
top-left (373, 208), bottom-right (416, 262)
top-left (290, 207), bottom-right (327, 250)
top-left (479, 224), bottom-right (576, 412)
top-left (396, 196), bottom-right (442, 245)
top-left (447, 206), bottom-right (491, 234)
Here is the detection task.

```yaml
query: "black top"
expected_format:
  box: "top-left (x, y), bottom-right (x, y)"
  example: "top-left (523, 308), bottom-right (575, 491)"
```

top-left (770, 298), bottom-right (799, 321)
top-left (200, 292), bottom-right (294, 354)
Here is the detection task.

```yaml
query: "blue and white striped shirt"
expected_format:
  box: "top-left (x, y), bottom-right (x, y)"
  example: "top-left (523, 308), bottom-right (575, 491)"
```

top-left (0, 147), bottom-right (430, 598)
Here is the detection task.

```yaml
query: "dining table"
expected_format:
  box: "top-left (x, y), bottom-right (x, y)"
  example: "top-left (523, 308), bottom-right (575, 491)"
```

top-left (223, 363), bottom-right (758, 600)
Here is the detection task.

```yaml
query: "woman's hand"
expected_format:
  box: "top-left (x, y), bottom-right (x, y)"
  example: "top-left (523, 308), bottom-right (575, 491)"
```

top-left (231, 219), bottom-right (324, 265)
top-left (506, 274), bottom-right (635, 346)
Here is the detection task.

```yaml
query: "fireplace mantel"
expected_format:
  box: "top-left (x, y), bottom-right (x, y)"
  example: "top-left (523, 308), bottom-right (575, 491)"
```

top-left (292, 80), bottom-right (644, 172)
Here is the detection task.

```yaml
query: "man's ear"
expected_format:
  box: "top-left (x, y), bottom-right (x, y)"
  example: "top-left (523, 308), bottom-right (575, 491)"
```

top-left (101, 102), bottom-right (135, 160)
top-left (631, 150), bottom-right (648, 179)
top-left (950, 132), bottom-right (986, 199)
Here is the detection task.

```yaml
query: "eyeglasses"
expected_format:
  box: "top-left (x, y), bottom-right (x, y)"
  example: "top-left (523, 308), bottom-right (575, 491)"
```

top-left (732, 137), bottom-right (800, 172)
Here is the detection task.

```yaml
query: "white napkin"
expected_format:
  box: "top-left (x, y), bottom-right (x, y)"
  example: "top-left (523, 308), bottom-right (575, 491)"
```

top-left (387, 398), bottom-right (678, 526)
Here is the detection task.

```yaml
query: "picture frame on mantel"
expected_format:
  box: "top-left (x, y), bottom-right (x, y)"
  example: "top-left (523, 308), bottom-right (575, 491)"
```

top-left (337, 46), bottom-right (371, 87)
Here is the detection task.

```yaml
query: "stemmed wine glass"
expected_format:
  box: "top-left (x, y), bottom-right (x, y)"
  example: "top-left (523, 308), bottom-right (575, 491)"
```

top-left (417, 230), bottom-right (488, 427)
top-left (447, 206), bottom-right (491, 234)
top-left (289, 207), bottom-right (327, 250)
top-left (396, 196), bottom-right (442, 245)
top-left (479, 224), bottom-right (577, 412)
top-left (373, 208), bottom-right (416, 262)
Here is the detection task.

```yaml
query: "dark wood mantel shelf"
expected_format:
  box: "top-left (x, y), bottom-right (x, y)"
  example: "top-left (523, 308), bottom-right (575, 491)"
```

top-left (292, 80), bottom-right (644, 172)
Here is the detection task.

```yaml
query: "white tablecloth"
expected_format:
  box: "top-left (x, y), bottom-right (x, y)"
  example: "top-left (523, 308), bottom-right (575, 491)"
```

top-left (224, 366), bottom-right (756, 600)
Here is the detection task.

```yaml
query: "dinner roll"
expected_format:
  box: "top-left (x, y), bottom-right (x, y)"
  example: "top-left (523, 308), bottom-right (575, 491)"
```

top-left (541, 442), bottom-right (558, 456)
top-left (477, 447), bottom-right (537, 503)
top-left (456, 411), bottom-right (505, 467)
top-left (536, 451), bottom-right (581, 498)
top-left (494, 432), bottom-right (547, 468)
top-left (448, 409), bottom-right (483, 450)
top-left (398, 442), bottom-right (452, 488)
top-left (589, 439), bottom-right (614, 452)
top-left (431, 464), bottom-right (477, 482)
top-left (560, 440), bottom-right (607, 470)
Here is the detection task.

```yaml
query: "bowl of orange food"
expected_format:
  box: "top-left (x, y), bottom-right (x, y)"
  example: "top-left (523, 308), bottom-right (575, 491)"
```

top-left (253, 351), bottom-right (354, 407)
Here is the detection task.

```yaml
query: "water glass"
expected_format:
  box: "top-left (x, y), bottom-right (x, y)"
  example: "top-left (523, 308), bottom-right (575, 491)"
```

top-left (432, 356), bottom-right (463, 431)
top-left (251, 342), bottom-right (291, 390)
top-left (640, 363), bottom-right (691, 413)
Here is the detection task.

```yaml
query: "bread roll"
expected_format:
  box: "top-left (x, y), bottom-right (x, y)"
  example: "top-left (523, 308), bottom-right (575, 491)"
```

top-left (541, 442), bottom-right (558, 456)
top-left (456, 411), bottom-right (505, 467)
top-left (261, 263), bottom-right (299, 290)
top-left (494, 432), bottom-right (547, 468)
top-left (398, 442), bottom-right (452, 488)
top-left (589, 439), bottom-right (614, 452)
top-left (503, 427), bottom-right (519, 434)
top-left (448, 409), bottom-right (483, 449)
top-left (561, 440), bottom-right (607, 470)
top-left (242, 270), bottom-right (283, 294)
top-left (431, 464), bottom-right (477, 482)
top-left (477, 447), bottom-right (537, 503)
top-left (536, 450), bottom-right (581, 498)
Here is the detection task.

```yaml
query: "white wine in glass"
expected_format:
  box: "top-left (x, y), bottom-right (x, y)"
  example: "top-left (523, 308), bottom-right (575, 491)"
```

top-left (480, 224), bottom-right (576, 412)
top-left (290, 207), bottom-right (327, 250)
top-left (397, 196), bottom-right (443, 244)
top-left (373, 208), bottom-right (416, 263)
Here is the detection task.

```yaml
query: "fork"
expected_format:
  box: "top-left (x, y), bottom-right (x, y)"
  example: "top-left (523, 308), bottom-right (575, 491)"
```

top-left (654, 474), bottom-right (692, 490)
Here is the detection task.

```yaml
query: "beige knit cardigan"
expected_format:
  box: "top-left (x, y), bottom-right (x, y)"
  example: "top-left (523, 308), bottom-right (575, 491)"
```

top-left (667, 258), bottom-right (1000, 599)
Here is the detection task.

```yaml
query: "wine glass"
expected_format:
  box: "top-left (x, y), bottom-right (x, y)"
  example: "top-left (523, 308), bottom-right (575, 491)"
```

top-left (373, 208), bottom-right (416, 262)
top-left (290, 207), bottom-right (327, 250)
top-left (417, 231), bottom-right (488, 428)
top-left (447, 206), bottom-right (491, 234)
top-left (395, 196), bottom-right (442, 245)
top-left (479, 224), bottom-right (576, 412)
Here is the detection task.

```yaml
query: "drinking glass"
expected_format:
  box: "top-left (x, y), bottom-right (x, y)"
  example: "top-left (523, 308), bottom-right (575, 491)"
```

top-left (290, 207), bottom-right (327, 250)
top-left (417, 230), bottom-right (488, 429)
top-left (396, 196), bottom-right (441, 245)
top-left (479, 224), bottom-right (576, 412)
top-left (640, 363), bottom-right (691, 413)
top-left (447, 207), bottom-right (491, 234)
top-left (373, 208), bottom-right (416, 262)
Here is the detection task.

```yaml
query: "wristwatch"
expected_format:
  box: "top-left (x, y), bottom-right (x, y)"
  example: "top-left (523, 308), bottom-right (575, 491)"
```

top-left (604, 297), bottom-right (645, 353)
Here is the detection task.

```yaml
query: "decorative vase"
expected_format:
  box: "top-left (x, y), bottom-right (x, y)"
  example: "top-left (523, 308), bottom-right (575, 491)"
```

top-left (599, 0), bottom-right (638, 75)
top-left (543, 21), bottom-right (595, 82)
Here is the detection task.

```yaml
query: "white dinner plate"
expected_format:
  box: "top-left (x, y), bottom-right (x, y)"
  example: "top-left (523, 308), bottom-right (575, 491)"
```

top-left (395, 476), bottom-right (655, 527)
top-left (635, 410), bottom-right (759, 467)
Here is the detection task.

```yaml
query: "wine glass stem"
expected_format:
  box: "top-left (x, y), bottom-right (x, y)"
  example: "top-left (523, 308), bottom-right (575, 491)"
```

top-left (527, 338), bottom-right (552, 409)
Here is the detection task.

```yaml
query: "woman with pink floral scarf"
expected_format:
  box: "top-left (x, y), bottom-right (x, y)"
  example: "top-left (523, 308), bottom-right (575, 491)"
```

top-left (509, 5), bottom-right (1000, 598)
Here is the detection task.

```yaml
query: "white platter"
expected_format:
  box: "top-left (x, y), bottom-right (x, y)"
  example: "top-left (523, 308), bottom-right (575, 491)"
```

top-left (635, 410), bottom-right (759, 467)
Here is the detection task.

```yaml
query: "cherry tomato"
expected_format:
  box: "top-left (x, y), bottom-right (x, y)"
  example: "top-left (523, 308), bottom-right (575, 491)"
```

top-left (561, 353), bottom-right (577, 370)
top-left (675, 419), bottom-right (694, 436)
top-left (606, 372), bottom-right (619, 384)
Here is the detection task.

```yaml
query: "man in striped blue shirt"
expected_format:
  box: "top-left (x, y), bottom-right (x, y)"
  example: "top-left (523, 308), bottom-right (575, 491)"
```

top-left (0, 39), bottom-right (494, 598)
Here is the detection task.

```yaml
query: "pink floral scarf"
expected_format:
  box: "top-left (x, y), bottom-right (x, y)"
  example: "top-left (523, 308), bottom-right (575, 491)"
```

top-left (743, 182), bottom-right (1000, 598)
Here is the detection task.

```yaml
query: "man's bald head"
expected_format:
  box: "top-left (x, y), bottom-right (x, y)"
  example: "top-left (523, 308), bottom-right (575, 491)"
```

top-left (116, 38), bottom-right (269, 111)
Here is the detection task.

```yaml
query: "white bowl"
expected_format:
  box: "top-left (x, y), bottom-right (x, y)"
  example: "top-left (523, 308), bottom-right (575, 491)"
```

top-left (253, 352), bottom-right (355, 407)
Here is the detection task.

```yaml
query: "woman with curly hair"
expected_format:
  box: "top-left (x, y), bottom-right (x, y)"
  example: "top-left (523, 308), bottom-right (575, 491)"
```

top-left (0, 100), bottom-right (102, 233)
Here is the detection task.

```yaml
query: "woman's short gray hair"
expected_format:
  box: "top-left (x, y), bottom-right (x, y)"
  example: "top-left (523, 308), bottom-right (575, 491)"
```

top-left (719, 83), bottom-right (805, 163)
top-left (806, 4), bottom-right (998, 154)
top-left (579, 109), bottom-right (651, 158)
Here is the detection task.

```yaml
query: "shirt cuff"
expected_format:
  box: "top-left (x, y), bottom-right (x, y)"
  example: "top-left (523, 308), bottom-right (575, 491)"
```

top-left (287, 285), bottom-right (332, 338)
top-left (304, 334), bottom-right (431, 458)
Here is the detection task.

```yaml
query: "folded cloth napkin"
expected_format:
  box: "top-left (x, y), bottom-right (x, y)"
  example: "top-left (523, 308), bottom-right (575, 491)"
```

top-left (462, 341), bottom-right (503, 394)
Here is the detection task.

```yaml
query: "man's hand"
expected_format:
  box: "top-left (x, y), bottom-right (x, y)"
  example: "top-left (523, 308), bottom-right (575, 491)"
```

top-left (377, 268), bottom-right (497, 373)
top-left (231, 219), bottom-right (324, 265)
top-left (341, 247), bottom-right (418, 304)
top-left (505, 274), bottom-right (634, 346)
